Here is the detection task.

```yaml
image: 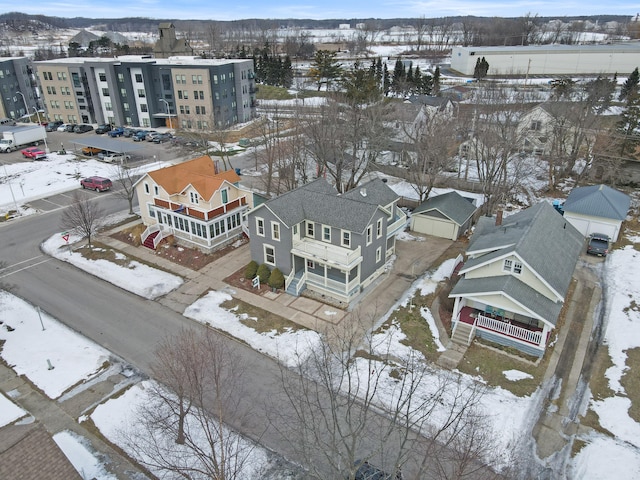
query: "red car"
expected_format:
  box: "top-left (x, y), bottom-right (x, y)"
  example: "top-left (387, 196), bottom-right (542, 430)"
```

top-left (80, 176), bottom-right (112, 192)
top-left (21, 146), bottom-right (47, 160)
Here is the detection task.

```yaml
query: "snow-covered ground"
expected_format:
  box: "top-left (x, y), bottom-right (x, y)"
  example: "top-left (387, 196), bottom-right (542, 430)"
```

top-left (1, 149), bottom-right (639, 478)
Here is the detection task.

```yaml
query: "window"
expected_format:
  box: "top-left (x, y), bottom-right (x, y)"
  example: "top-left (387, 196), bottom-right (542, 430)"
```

top-left (213, 74), bottom-right (218, 84)
top-left (135, 73), bottom-right (143, 83)
top-left (190, 191), bottom-right (199, 204)
top-left (214, 92), bottom-right (220, 100)
top-left (530, 120), bottom-right (542, 131)
top-left (366, 225), bottom-right (372, 245)
top-left (144, 182), bottom-right (149, 194)
top-left (221, 189), bottom-right (228, 203)
top-left (264, 245), bottom-right (275, 265)
top-left (137, 89), bottom-right (145, 98)
top-left (118, 73), bottom-right (125, 82)
top-left (376, 247), bottom-right (382, 262)
top-left (99, 73), bottom-right (107, 82)
top-left (307, 260), bottom-right (315, 269)
top-left (148, 205), bottom-right (155, 217)
top-left (513, 262), bottom-right (522, 274)
top-left (256, 218), bottom-right (264, 236)
top-left (123, 102), bottom-right (130, 111)
top-left (140, 103), bottom-right (148, 112)
top-left (377, 218), bottom-right (383, 238)
top-left (57, 71), bottom-right (67, 80)
top-left (342, 230), bottom-right (351, 247)
top-left (307, 221), bottom-right (315, 237)
top-left (503, 259), bottom-right (512, 272)
top-left (105, 102), bottom-right (112, 111)
top-left (271, 222), bottom-right (280, 241)
top-left (323, 226), bottom-right (331, 242)
top-left (196, 105), bottom-right (206, 115)
top-left (154, 185), bottom-right (159, 195)
top-left (102, 88), bottom-right (109, 97)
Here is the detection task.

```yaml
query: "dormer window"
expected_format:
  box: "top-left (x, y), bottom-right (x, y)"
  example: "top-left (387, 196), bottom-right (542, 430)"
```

top-left (503, 259), bottom-right (512, 272)
top-left (190, 191), bottom-right (199, 204)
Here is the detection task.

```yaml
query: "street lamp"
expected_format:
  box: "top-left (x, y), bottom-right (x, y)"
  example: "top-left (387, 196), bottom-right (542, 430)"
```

top-left (15, 91), bottom-right (29, 121)
top-left (33, 107), bottom-right (49, 153)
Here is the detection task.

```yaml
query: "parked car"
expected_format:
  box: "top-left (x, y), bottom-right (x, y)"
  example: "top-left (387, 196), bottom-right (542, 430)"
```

top-left (80, 176), bottom-right (112, 192)
top-left (587, 233), bottom-right (610, 257)
top-left (65, 123), bottom-right (78, 132)
top-left (153, 132), bottom-right (173, 143)
top-left (95, 124), bottom-right (112, 134)
top-left (81, 146), bottom-right (104, 156)
top-left (21, 146), bottom-right (47, 160)
top-left (133, 130), bottom-right (149, 141)
top-left (353, 460), bottom-right (403, 480)
top-left (108, 127), bottom-right (125, 137)
top-left (101, 152), bottom-right (131, 163)
top-left (122, 127), bottom-right (137, 138)
top-left (74, 124), bottom-right (94, 133)
top-left (145, 131), bottom-right (159, 141)
top-left (46, 121), bottom-right (63, 132)
top-left (57, 123), bottom-right (69, 132)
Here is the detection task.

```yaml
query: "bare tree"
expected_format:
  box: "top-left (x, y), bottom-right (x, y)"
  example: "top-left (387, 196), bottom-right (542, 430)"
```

top-left (269, 317), bottom-right (505, 480)
top-left (121, 328), bottom-right (255, 480)
top-left (60, 191), bottom-right (104, 246)
top-left (403, 111), bottom-right (460, 202)
top-left (111, 164), bottom-right (138, 215)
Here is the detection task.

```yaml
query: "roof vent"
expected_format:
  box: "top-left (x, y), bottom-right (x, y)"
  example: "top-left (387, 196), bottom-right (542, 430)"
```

top-left (360, 188), bottom-right (367, 197)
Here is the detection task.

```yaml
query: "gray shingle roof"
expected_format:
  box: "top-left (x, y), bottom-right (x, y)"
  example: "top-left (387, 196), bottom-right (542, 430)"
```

top-left (413, 191), bottom-right (477, 226)
top-left (449, 275), bottom-right (563, 326)
top-left (563, 184), bottom-right (631, 221)
top-left (341, 178), bottom-right (399, 208)
top-left (465, 202), bottom-right (583, 298)
top-left (264, 178), bottom-right (399, 234)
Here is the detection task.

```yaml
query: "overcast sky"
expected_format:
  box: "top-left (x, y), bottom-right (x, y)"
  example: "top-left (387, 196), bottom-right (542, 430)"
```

top-left (5, 1), bottom-right (636, 21)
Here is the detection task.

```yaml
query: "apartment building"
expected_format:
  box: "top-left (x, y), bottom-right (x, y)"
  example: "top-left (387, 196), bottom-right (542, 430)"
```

top-left (0, 57), bottom-right (40, 120)
top-left (35, 56), bottom-right (256, 129)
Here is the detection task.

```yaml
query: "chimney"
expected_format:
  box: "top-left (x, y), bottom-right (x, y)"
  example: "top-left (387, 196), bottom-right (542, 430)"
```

top-left (360, 188), bottom-right (367, 197)
top-left (495, 210), bottom-right (503, 226)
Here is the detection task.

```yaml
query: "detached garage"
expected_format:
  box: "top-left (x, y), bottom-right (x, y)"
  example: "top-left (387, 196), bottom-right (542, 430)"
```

top-left (411, 191), bottom-right (477, 240)
top-left (563, 184), bottom-right (630, 242)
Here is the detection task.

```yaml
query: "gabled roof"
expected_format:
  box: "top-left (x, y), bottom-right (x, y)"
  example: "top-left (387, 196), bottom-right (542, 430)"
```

top-left (342, 178), bottom-right (399, 208)
top-left (146, 156), bottom-right (240, 200)
top-left (259, 178), bottom-right (399, 233)
top-left (464, 202), bottom-right (583, 299)
top-left (563, 184), bottom-right (631, 221)
top-left (449, 275), bottom-right (563, 327)
top-left (413, 191), bottom-right (476, 226)
top-left (407, 95), bottom-right (453, 110)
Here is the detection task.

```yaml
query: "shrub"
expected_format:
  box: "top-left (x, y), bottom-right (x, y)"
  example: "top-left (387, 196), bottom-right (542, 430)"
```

top-left (256, 263), bottom-right (271, 283)
top-left (244, 260), bottom-right (259, 279)
top-left (268, 268), bottom-right (285, 289)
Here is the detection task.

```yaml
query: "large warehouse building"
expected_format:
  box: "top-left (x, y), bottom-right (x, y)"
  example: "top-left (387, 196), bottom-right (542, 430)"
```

top-left (450, 43), bottom-right (640, 76)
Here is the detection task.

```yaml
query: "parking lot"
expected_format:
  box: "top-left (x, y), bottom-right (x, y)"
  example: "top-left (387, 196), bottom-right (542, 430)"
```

top-left (0, 127), bottom-right (182, 166)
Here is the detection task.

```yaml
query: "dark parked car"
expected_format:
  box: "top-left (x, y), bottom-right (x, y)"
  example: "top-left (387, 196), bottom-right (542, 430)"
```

top-left (74, 124), bottom-right (94, 133)
top-left (80, 176), bottom-right (112, 192)
top-left (153, 132), bottom-right (173, 143)
top-left (133, 130), bottom-right (149, 141)
top-left (95, 124), bottom-right (112, 134)
top-left (65, 123), bottom-right (78, 132)
top-left (108, 127), bottom-right (125, 137)
top-left (122, 127), bottom-right (137, 137)
top-left (353, 460), bottom-right (403, 480)
top-left (587, 233), bottom-right (610, 257)
top-left (46, 121), bottom-right (63, 132)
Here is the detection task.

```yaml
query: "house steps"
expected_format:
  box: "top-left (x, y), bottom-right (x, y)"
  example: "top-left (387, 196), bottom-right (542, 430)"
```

top-left (451, 321), bottom-right (474, 346)
top-left (142, 230), bottom-right (160, 250)
top-left (286, 270), bottom-right (305, 296)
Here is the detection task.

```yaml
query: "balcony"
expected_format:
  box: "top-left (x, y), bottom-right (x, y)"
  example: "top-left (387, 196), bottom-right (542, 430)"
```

top-left (292, 238), bottom-right (362, 269)
top-left (153, 195), bottom-right (248, 221)
top-left (387, 212), bottom-right (408, 237)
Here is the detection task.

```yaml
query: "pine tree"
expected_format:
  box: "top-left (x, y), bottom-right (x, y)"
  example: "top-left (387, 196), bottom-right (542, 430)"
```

top-left (383, 63), bottom-right (390, 96)
top-left (375, 57), bottom-right (383, 86)
top-left (406, 66), bottom-right (415, 94)
top-left (620, 67), bottom-right (640, 102)
top-left (433, 66), bottom-right (441, 95)
top-left (392, 58), bottom-right (406, 95)
top-left (282, 56), bottom-right (293, 88)
top-left (617, 92), bottom-right (640, 155)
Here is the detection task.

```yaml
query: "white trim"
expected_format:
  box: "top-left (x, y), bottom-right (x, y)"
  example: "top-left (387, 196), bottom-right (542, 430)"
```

top-left (271, 221), bottom-right (280, 241)
top-left (256, 217), bottom-right (265, 237)
top-left (341, 229), bottom-right (351, 247)
top-left (263, 244), bottom-right (276, 266)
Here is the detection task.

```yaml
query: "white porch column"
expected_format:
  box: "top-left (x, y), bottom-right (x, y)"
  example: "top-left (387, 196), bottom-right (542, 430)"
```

top-left (452, 296), bottom-right (462, 324)
top-left (540, 323), bottom-right (551, 349)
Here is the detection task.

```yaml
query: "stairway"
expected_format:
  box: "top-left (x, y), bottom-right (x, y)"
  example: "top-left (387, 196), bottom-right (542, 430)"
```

top-left (286, 270), bottom-right (306, 296)
top-left (451, 321), bottom-right (474, 346)
top-left (142, 230), bottom-right (160, 250)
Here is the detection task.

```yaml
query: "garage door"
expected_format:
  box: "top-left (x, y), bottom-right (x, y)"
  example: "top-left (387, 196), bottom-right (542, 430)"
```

top-left (566, 215), bottom-right (619, 241)
top-left (412, 216), bottom-right (456, 239)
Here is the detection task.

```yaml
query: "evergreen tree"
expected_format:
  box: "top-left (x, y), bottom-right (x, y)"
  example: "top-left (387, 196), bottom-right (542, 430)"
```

top-left (282, 56), bottom-right (293, 88)
top-left (433, 66), bottom-right (441, 95)
top-left (392, 58), bottom-right (406, 95)
top-left (341, 60), bottom-right (381, 105)
top-left (406, 66), bottom-right (415, 94)
top-left (474, 57), bottom-right (489, 80)
top-left (375, 57), bottom-right (383, 86)
top-left (309, 50), bottom-right (342, 91)
top-left (617, 92), bottom-right (640, 155)
top-left (420, 73), bottom-right (433, 95)
top-left (620, 67), bottom-right (640, 102)
top-left (383, 63), bottom-right (391, 96)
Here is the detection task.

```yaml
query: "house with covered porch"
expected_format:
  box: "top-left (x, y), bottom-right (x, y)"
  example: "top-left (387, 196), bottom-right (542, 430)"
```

top-left (247, 177), bottom-right (407, 306)
top-left (448, 202), bottom-right (584, 357)
top-left (134, 155), bottom-right (255, 252)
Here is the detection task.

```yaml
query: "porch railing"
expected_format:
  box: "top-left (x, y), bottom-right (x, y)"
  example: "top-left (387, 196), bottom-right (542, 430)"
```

top-left (142, 224), bottom-right (171, 249)
top-left (476, 313), bottom-right (542, 345)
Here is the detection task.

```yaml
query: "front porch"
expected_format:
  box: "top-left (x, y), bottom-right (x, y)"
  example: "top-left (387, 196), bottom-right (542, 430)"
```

top-left (285, 259), bottom-right (361, 305)
top-left (453, 306), bottom-right (550, 357)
